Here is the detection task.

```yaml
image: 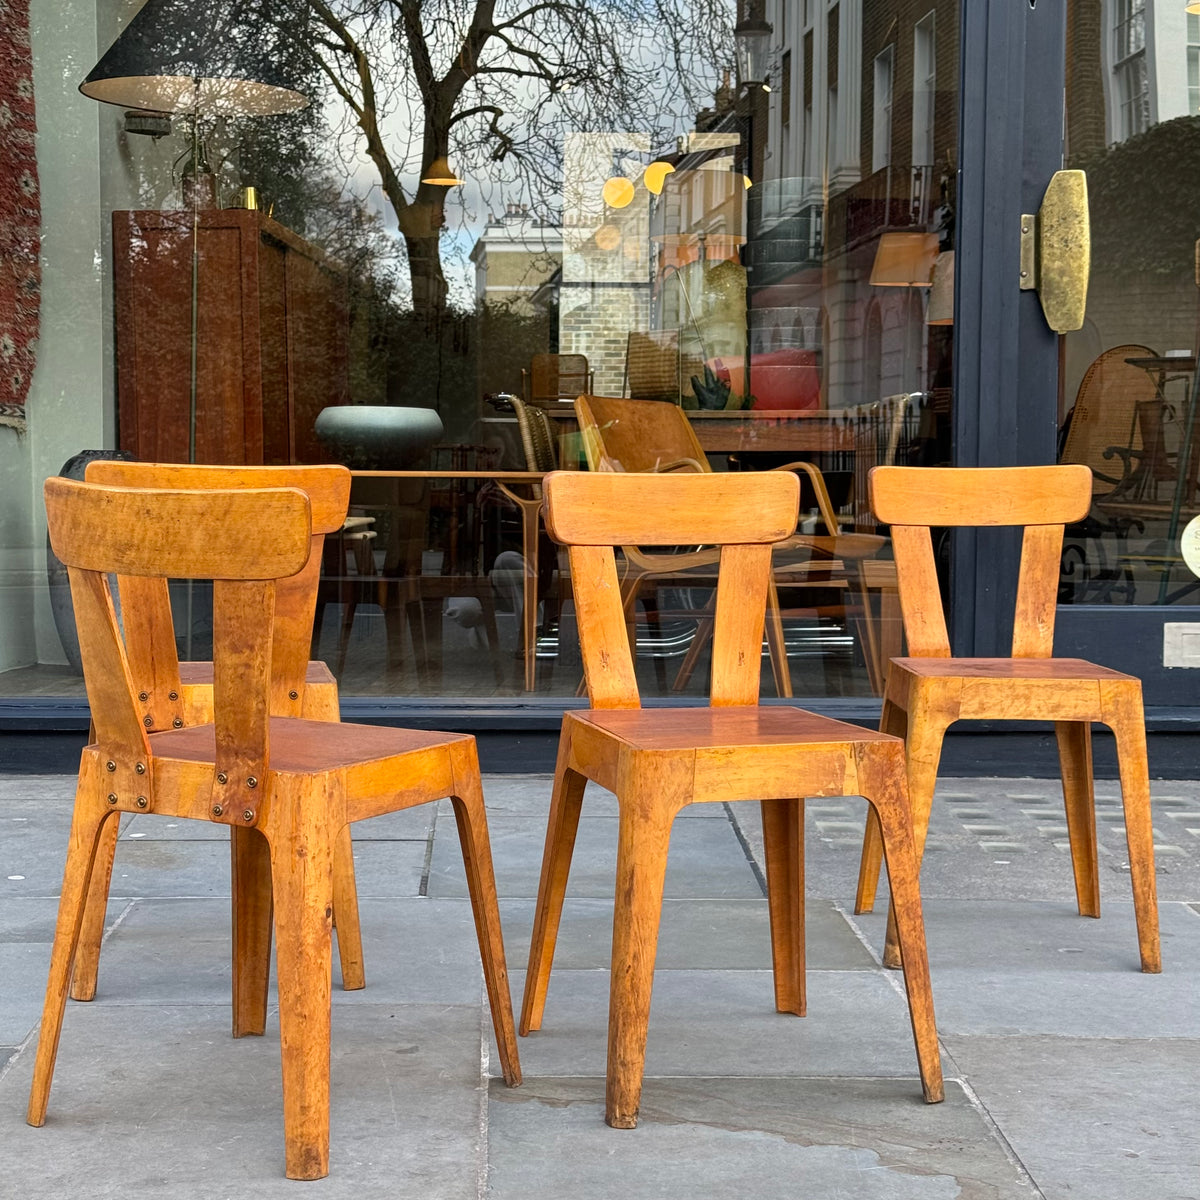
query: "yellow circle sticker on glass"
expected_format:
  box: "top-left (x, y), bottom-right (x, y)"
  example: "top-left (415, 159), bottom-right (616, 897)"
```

top-left (1181, 515), bottom-right (1200, 578)
top-left (601, 176), bottom-right (636, 208)
top-left (642, 161), bottom-right (675, 195)
top-left (594, 224), bottom-right (621, 251)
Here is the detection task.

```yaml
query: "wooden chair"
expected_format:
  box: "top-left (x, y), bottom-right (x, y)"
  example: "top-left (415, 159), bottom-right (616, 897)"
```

top-left (30, 477), bottom-right (520, 1179)
top-left (853, 465), bottom-right (1161, 975)
top-left (519, 471), bottom-right (943, 1129)
top-left (73, 462), bottom-right (365, 1005)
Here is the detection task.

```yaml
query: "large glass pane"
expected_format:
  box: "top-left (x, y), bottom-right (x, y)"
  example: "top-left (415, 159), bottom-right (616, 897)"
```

top-left (1, 0), bottom-right (958, 707)
top-left (1061, 1), bottom-right (1200, 609)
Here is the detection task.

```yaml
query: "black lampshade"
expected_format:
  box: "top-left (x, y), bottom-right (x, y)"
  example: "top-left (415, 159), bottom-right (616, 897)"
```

top-left (80, 0), bottom-right (308, 116)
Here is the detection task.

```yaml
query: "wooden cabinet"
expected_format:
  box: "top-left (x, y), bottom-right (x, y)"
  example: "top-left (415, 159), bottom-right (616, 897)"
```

top-left (113, 209), bottom-right (349, 465)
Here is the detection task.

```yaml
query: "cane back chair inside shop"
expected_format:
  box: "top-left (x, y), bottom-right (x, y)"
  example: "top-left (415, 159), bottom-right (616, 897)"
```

top-left (854, 466), bottom-right (1161, 975)
top-left (73, 461), bottom-right (365, 1004)
top-left (519, 470), bottom-right (943, 1130)
top-left (30, 477), bottom-right (520, 1180)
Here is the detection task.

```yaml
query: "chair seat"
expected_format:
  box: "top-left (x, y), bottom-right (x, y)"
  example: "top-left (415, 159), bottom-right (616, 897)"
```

top-left (151, 717), bottom-right (467, 774)
top-left (576, 705), bottom-right (895, 750)
top-left (894, 656), bottom-right (1137, 682)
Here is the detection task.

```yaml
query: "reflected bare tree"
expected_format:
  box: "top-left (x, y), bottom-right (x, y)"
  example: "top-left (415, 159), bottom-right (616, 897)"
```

top-left (295, 0), bottom-right (734, 316)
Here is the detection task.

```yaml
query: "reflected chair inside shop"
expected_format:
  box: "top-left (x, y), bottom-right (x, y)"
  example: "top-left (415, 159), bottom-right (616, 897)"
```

top-left (522, 352), bottom-right (593, 405)
top-left (576, 394), bottom-right (883, 697)
top-left (519, 470), bottom-right (943, 1129)
top-left (853, 465), bottom-right (1160, 975)
top-left (30, 476), bottom-right (520, 1180)
top-left (74, 461), bottom-right (365, 1004)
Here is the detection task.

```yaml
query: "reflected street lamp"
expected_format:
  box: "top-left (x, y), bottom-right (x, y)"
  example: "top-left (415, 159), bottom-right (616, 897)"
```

top-left (734, 16), bottom-right (773, 89)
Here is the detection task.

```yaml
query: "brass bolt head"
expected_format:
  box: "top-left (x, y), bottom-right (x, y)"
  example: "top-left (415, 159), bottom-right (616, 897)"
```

top-left (216, 772), bottom-right (228, 785)
top-left (246, 776), bottom-right (258, 789)
top-left (168, 691), bottom-right (179, 701)
top-left (242, 810), bottom-right (254, 822)
top-left (107, 793), bottom-right (118, 805)
top-left (135, 762), bottom-right (146, 775)
top-left (143, 716), bottom-right (154, 728)
top-left (212, 804), bottom-right (223, 817)
top-left (106, 760), bottom-right (116, 772)
top-left (172, 718), bottom-right (184, 728)
top-left (138, 691), bottom-right (149, 702)
top-left (135, 796), bottom-right (148, 809)
top-left (288, 690), bottom-right (299, 701)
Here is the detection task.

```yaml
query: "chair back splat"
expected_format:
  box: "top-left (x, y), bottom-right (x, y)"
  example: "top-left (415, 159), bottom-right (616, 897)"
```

top-left (869, 464), bottom-right (1092, 659)
top-left (43, 478), bottom-right (310, 823)
top-left (542, 471), bottom-right (798, 708)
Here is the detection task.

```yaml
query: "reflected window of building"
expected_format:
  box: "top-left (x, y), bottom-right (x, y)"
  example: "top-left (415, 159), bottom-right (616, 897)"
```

top-left (873, 45), bottom-right (894, 172)
top-left (913, 12), bottom-right (936, 168)
top-left (1113, 0), bottom-right (1150, 140)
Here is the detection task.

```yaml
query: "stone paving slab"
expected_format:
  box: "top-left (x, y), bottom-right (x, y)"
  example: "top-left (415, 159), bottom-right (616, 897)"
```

top-left (427, 812), bottom-right (763, 901)
top-left (487, 1076), bottom-right (1037, 1200)
top-left (0, 1003), bottom-right (490, 1199)
top-left (504, 967), bottom-right (930, 1082)
top-left (944, 1035), bottom-right (1200, 1200)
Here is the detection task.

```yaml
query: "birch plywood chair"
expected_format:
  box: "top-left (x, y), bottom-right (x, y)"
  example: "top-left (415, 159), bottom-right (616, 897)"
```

top-left (30, 478), bottom-right (520, 1180)
top-left (854, 466), bottom-right (1160, 975)
top-left (519, 471), bottom-right (943, 1130)
top-left (72, 462), bottom-right (365, 1009)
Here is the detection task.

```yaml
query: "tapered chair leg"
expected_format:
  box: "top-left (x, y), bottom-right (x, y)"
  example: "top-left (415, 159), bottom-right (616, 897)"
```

top-left (521, 736), bottom-right (587, 1035)
top-left (855, 697), bottom-right (907, 914)
top-left (69, 813), bottom-right (121, 1001)
top-left (232, 825), bottom-right (274, 1037)
top-left (760, 797), bottom-right (805, 1016)
top-left (1054, 720), bottom-right (1101, 918)
top-left (266, 779), bottom-right (335, 1181)
top-left (331, 824), bottom-right (365, 990)
top-left (27, 766), bottom-right (114, 1127)
top-left (1102, 685), bottom-right (1161, 973)
top-left (448, 743), bottom-right (521, 1086)
top-left (881, 698), bottom-right (951, 969)
top-left (857, 744), bottom-right (943, 1104)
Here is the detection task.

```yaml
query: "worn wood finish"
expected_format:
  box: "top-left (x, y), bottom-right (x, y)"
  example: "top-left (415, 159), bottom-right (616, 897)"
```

top-left (856, 466), bottom-right (1160, 975)
top-left (31, 480), bottom-right (520, 1179)
top-left (522, 472), bottom-right (942, 1129)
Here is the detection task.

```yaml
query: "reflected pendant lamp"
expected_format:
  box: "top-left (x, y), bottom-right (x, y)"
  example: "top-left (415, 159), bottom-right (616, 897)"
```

top-left (422, 156), bottom-right (464, 186)
top-left (869, 232), bottom-right (940, 287)
top-left (80, 0), bottom-right (309, 117)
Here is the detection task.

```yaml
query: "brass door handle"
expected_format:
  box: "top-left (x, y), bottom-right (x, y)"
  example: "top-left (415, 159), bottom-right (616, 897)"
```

top-left (1019, 169), bottom-right (1090, 333)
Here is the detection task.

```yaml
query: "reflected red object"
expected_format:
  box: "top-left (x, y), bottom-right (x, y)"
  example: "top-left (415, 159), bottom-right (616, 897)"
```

top-left (708, 349), bottom-right (821, 411)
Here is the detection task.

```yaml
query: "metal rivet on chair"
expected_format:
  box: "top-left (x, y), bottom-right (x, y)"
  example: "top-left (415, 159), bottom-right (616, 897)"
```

top-left (172, 718), bottom-right (184, 728)
top-left (212, 804), bottom-right (223, 817)
top-left (106, 761), bottom-right (116, 772)
top-left (143, 716), bottom-right (153, 728)
top-left (135, 796), bottom-right (148, 809)
top-left (135, 762), bottom-right (146, 775)
top-left (168, 691), bottom-right (179, 701)
top-left (107, 793), bottom-right (118, 805)
top-left (242, 810), bottom-right (254, 822)
top-left (246, 776), bottom-right (257, 789)
top-left (288, 690), bottom-right (299, 701)
top-left (138, 691), bottom-right (149, 702)
top-left (216, 772), bottom-right (228, 785)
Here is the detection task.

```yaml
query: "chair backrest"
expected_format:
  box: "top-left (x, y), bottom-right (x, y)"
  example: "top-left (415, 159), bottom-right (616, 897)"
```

top-left (527, 353), bottom-right (590, 404)
top-left (44, 477), bottom-right (310, 820)
top-left (869, 465), bottom-right (1093, 659)
top-left (543, 471), bottom-right (799, 708)
top-left (1060, 344), bottom-right (1158, 491)
top-left (575, 394), bottom-right (709, 475)
top-left (624, 331), bottom-right (680, 403)
top-left (85, 462), bottom-right (351, 726)
top-left (511, 397), bottom-right (558, 499)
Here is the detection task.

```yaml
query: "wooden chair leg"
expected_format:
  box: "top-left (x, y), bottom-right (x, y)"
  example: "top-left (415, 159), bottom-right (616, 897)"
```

top-left (232, 825), bottom-right (274, 1038)
top-left (1102, 684), bottom-right (1161, 973)
top-left (1054, 720), bottom-right (1101, 918)
top-left (520, 737), bottom-right (587, 1035)
top-left (266, 780), bottom-right (335, 1181)
top-left (27, 765), bottom-right (114, 1127)
top-left (670, 591), bottom-right (715, 693)
top-left (605, 789), bottom-right (678, 1129)
top-left (520, 499), bottom-right (540, 692)
top-left (760, 797), bottom-right (805, 1016)
top-left (855, 697), bottom-right (907, 913)
top-left (882, 699), bottom-right (949, 970)
top-left (764, 579), bottom-right (793, 699)
top-left (448, 742), bottom-right (521, 1087)
top-left (69, 812), bottom-right (120, 1002)
top-left (332, 824), bottom-right (365, 990)
top-left (857, 744), bottom-right (943, 1104)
